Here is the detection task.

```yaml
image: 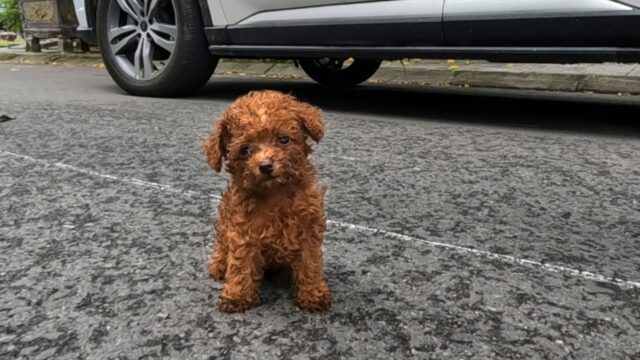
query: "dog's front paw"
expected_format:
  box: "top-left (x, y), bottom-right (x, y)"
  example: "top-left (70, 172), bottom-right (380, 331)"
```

top-left (295, 284), bottom-right (331, 312)
top-left (209, 260), bottom-right (226, 281)
top-left (219, 296), bottom-right (259, 313)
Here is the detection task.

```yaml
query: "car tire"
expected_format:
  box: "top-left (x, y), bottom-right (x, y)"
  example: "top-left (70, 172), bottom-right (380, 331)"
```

top-left (299, 58), bottom-right (381, 87)
top-left (97, 0), bottom-right (216, 97)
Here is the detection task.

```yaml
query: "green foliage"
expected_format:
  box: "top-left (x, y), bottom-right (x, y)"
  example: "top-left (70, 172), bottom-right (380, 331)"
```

top-left (0, 0), bottom-right (22, 33)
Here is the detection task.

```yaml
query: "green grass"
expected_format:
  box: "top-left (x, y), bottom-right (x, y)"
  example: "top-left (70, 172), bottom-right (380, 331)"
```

top-left (0, 38), bottom-right (24, 48)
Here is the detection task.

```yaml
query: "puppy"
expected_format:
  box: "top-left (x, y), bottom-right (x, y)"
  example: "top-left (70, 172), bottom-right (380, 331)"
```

top-left (204, 90), bottom-right (331, 313)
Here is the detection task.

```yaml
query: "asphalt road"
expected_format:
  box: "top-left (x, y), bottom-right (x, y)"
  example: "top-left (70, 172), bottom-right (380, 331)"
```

top-left (1, 64), bottom-right (640, 360)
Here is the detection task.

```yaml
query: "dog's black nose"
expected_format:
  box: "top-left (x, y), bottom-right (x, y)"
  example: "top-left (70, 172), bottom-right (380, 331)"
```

top-left (259, 163), bottom-right (274, 175)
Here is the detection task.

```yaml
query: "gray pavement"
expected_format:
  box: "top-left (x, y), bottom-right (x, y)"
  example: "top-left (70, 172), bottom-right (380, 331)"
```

top-left (1, 64), bottom-right (640, 359)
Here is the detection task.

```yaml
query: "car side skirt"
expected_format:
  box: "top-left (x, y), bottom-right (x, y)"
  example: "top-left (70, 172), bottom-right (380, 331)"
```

top-left (208, 45), bottom-right (640, 63)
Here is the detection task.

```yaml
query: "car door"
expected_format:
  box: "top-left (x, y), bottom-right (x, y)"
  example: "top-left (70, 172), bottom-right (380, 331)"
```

top-left (218, 0), bottom-right (370, 25)
top-left (217, 0), bottom-right (445, 46)
top-left (443, 0), bottom-right (640, 47)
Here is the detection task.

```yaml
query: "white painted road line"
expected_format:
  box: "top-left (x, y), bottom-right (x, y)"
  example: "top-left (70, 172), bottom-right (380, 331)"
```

top-left (1, 151), bottom-right (220, 200)
top-left (2, 150), bottom-right (639, 290)
top-left (328, 221), bottom-right (640, 289)
top-left (323, 154), bottom-right (360, 161)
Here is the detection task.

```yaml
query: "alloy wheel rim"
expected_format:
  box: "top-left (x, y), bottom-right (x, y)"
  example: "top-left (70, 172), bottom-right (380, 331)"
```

top-left (106, 0), bottom-right (177, 80)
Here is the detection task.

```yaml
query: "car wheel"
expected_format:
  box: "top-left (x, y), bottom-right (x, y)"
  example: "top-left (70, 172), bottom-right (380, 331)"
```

top-left (299, 58), bottom-right (381, 87)
top-left (96, 0), bottom-right (217, 97)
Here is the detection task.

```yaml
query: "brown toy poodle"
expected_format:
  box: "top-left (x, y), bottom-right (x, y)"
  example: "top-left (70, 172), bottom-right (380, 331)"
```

top-left (203, 90), bottom-right (331, 313)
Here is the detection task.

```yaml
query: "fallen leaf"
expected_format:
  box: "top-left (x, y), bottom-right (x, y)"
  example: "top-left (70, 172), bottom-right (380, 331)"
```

top-left (0, 114), bottom-right (15, 122)
top-left (447, 59), bottom-right (456, 64)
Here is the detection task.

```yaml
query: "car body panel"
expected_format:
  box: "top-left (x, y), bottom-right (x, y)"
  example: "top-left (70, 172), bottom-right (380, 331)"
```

top-left (218, 0), bottom-right (377, 25)
top-left (443, 0), bottom-right (640, 47)
top-left (215, 0), bottom-right (444, 47)
top-left (443, 0), bottom-right (632, 18)
top-left (235, 0), bottom-right (443, 26)
top-left (619, 0), bottom-right (640, 6)
top-left (206, 0), bottom-right (228, 26)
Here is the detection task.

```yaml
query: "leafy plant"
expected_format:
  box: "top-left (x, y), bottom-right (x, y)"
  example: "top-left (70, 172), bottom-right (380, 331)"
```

top-left (0, 0), bottom-right (22, 33)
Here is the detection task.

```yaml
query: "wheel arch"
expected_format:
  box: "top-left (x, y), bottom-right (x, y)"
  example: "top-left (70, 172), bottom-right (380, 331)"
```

top-left (198, 0), bottom-right (214, 27)
top-left (78, 0), bottom-right (211, 44)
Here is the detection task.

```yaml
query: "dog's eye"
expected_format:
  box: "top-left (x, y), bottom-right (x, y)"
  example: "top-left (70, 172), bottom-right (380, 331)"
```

top-left (239, 145), bottom-right (250, 158)
top-left (277, 136), bottom-right (290, 145)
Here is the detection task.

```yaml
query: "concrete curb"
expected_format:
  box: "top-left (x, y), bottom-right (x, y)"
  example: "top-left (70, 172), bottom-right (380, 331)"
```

top-left (2, 51), bottom-right (639, 95)
top-left (0, 52), bottom-right (103, 66)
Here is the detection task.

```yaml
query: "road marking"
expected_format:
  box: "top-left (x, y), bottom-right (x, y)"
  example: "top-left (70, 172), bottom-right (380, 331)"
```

top-left (323, 154), bottom-right (360, 161)
top-left (1, 151), bottom-right (219, 200)
top-left (329, 222), bottom-right (640, 289)
top-left (2, 150), bottom-right (639, 290)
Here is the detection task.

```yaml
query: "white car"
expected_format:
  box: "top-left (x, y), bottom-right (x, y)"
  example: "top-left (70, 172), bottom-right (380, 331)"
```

top-left (72, 0), bottom-right (640, 96)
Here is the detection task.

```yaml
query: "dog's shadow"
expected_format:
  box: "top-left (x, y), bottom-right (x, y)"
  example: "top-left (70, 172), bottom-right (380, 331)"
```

top-left (259, 268), bottom-right (296, 305)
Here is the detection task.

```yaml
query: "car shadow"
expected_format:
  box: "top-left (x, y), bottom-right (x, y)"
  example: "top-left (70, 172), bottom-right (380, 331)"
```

top-left (194, 76), bottom-right (640, 138)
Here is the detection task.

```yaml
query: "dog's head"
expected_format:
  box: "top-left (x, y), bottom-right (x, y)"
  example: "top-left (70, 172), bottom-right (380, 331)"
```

top-left (204, 90), bottom-right (324, 191)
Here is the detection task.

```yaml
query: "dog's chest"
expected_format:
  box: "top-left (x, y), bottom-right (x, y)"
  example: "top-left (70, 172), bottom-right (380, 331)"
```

top-left (245, 206), bottom-right (303, 252)
top-left (221, 186), bottom-right (323, 263)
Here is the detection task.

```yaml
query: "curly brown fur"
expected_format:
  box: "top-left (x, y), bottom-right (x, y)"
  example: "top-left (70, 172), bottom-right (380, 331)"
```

top-left (204, 90), bottom-right (330, 313)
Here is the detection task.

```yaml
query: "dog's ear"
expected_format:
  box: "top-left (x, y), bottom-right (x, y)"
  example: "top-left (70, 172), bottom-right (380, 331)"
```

top-left (203, 114), bottom-right (230, 172)
top-left (293, 100), bottom-right (324, 143)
